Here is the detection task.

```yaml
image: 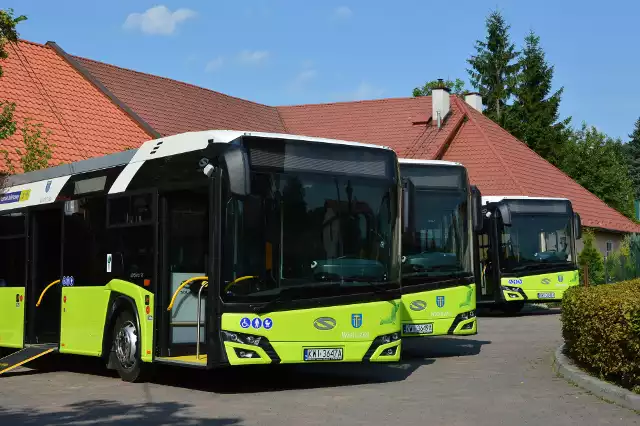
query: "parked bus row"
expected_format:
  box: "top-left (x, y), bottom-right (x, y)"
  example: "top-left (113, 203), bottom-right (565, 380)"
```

top-left (0, 130), bottom-right (581, 381)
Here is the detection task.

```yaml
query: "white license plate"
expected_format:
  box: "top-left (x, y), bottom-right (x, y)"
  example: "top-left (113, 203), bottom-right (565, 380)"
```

top-left (303, 348), bottom-right (343, 361)
top-left (403, 323), bottom-right (434, 335)
top-left (537, 292), bottom-right (556, 299)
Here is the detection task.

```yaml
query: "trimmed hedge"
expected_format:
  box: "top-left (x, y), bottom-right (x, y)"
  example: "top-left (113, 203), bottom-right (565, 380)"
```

top-left (562, 280), bottom-right (640, 392)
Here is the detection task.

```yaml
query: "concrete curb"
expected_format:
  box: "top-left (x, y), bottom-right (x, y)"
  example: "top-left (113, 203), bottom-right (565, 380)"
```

top-left (553, 343), bottom-right (640, 411)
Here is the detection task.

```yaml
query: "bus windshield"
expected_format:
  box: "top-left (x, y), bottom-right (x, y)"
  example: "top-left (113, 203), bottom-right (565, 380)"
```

top-left (498, 213), bottom-right (575, 273)
top-left (401, 189), bottom-right (471, 282)
top-left (222, 171), bottom-right (399, 303)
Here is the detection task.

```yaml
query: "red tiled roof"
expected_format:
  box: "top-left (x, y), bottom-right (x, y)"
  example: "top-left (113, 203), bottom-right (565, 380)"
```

top-left (6, 40), bottom-right (637, 233)
top-left (277, 97), bottom-right (465, 159)
top-left (0, 41), bottom-right (151, 170)
top-left (72, 56), bottom-right (286, 137)
top-left (443, 98), bottom-right (640, 233)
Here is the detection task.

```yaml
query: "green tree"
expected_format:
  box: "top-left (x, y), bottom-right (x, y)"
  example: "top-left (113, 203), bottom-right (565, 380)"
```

top-left (578, 230), bottom-right (604, 285)
top-left (509, 31), bottom-right (571, 165)
top-left (0, 8), bottom-right (26, 78)
top-left (1, 118), bottom-right (54, 173)
top-left (624, 117), bottom-right (640, 200)
top-left (413, 78), bottom-right (466, 97)
top-left (466, 10), bottom-right (520, 125)
top-left (0, 9), bottom-right (26, 148)
top-left (559, 124), bottom-right (635, 219)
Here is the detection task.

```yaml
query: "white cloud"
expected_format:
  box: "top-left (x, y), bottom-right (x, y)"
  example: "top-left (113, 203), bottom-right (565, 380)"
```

top-left (335, 82), bottom-right (384, 101)
top-left (333, 6), bottom-right (353, 20)
top-left (289, 69), bottom-right (318, 92)
top-left (205, 56), bottom-right (224, 72)
top-left (123, 5), bottom-right (196, 35)
top-left (238, 50), bottom-right (270, 65)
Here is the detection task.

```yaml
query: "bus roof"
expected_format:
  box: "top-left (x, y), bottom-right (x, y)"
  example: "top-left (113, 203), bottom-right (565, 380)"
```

top-left (482, 195), bottom-right (570, 205)
top-left (398, 158), bottom-right (462, 167)
top-left (4, 130), bottom-right (393, 187)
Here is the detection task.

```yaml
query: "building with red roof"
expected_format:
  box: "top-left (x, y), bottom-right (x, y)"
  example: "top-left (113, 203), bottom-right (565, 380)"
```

top-left (1, 39), bottom-right (638, 253)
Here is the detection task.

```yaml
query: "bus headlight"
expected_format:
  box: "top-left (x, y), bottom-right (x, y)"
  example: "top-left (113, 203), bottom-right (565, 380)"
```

top-left (376, 332), bottom-right (401, 345)
top-left (221, 330), bottom-right (262, 346)
top-left (459, 310), bottom-right (476, 321)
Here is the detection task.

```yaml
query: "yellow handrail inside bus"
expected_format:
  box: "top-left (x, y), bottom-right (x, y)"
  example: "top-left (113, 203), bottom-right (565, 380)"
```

top-left (224, 275), bottom-right (258, 292)
top-left (36, 279), bottom-right (61, 307)
top-left (167, 276), bottom-right (208, 311)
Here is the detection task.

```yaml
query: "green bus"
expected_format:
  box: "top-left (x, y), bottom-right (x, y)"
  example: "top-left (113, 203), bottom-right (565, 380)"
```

top-left (399, 159), bottom-right (482, 337)
top-left (475, 196), bottom-right (582, 313)
top-left (0, 131), bottom-right (402, 382)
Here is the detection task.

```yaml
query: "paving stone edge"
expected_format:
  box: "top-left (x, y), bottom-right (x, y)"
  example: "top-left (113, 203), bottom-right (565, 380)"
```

top-left (553, 343), bottom-right (640, 412)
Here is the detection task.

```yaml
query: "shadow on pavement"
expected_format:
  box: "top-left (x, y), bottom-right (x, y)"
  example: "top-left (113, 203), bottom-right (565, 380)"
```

top-left (147, 360), bottom-right (427, 394)
top-left (18, 353), bottom-right (426, 395)
top-left (0, 399), bottom-right (241, 425)
top-left (477, 306), bottom-right (561, 318)
top-left (402, 336), bottom-right (491, 359)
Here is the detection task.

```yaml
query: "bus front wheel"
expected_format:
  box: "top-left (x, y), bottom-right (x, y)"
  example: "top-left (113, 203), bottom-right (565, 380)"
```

top-left (111, 309), bottom-right (147, 383)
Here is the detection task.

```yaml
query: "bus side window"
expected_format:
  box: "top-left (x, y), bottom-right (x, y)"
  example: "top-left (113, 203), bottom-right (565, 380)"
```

top-left (107, 193), bottom-right (156, 288)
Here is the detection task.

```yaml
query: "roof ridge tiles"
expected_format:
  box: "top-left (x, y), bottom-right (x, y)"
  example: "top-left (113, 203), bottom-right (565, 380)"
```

top-left (72, 55), bottom-right (275, 110)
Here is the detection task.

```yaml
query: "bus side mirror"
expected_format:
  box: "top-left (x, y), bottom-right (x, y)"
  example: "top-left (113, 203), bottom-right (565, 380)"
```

top-left (498, 203), bottom-right (511, 226)
top-left (223, 144), bottom-right (251, 196)
top-left (471, 185), bottom-right (483, 232)
top-left (402, 178), bottom-right (415, 235)
top-left (575, 213), bottom-right (582, 240)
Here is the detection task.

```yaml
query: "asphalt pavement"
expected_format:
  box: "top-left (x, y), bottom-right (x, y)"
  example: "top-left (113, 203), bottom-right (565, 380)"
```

top-left (0, 309), bottom-right (637, 425)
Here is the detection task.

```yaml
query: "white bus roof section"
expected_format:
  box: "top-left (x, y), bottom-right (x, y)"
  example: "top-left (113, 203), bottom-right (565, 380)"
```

top-left (398, 158), bottom-right (462, 167)
top-left (0, 130), bottom-right (396, 211)
top-left (131, 130), bottom-right (392, 163)
top-left (482, 195), bottom-right (570, 205)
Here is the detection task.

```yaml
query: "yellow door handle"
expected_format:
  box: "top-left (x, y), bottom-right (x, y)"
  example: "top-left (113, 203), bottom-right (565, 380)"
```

top-left (167, 276), bottom-right (208, 311)
top-left (36, 279), bottom-right (61, 307)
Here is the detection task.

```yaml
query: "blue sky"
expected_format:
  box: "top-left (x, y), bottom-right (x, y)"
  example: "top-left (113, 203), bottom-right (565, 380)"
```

top-left (6, 1), bottom-right (640, 140)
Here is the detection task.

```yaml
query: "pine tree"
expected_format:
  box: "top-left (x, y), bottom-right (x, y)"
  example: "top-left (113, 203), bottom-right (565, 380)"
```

top-left (560, 124), bottom-right (636, 219)
top-left (413, 78), bottom-right (466, 97)
top-left (624, 117), bottom-right (640, 200)
top-left (509, 31), bottom-right (571, 165)
top-left (466, 11), bottom-right (520, 126)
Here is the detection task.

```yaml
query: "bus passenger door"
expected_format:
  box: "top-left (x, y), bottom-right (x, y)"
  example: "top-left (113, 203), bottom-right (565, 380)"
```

top-left (26, 207), bottom-right (63, 345)
top-left (159, 187), bottom-right (209, 359)
top-left (0, 212), bottom-right (28, 349)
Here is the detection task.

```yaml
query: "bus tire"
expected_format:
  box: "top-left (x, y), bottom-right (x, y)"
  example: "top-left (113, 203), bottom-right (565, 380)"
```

top-left (111, 309), bottom-right (147, 383)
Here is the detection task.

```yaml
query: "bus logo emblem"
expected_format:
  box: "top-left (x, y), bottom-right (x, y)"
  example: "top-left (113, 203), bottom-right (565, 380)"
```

top-left (436, 296), bottom-right (445, 308)
top-left (558, 275), bottom-right (564, 283)
top-left (313, 317), bottom-right (336, 330)
top-left (351, 314), bottom-right (363, 329)
top-left (410, 300), bottom-right (427, 311)
top-left (541, 278), bottom-right (551, 285)
top-left (45, 180), bottom-right (52, 193)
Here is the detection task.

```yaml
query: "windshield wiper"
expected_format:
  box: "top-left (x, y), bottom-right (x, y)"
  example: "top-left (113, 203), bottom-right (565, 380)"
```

top-left (510, 261), bottom-right (570, 272)
top-left (249, 282), bottom-right (341, 314)
top-left (339, 276), bottom-right (396, 295)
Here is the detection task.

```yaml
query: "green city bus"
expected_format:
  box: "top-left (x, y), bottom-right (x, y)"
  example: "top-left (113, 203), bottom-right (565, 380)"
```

top-left (0, 130), bottom-right (402, 382)
top-left (475, 196), bottom-right (582, 313)
top-left (399, 159), bottom-right (482, 337)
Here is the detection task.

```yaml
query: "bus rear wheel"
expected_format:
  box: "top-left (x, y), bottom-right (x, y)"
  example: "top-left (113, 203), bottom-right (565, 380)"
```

top-left (111, 309), bottom-right (146, 383)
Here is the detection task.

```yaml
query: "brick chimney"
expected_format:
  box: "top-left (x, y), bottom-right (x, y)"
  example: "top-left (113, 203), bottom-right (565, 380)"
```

top-left (464, 92), bottom-right (482, 112)
top-left (432, 79), bottom-right (450, 129)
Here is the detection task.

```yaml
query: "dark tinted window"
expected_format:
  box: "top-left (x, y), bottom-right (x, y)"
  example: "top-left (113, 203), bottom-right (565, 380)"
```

top-left (108, 194), bottom-right (154, 225)
top-left (0, 213), bottom-right (25, 237)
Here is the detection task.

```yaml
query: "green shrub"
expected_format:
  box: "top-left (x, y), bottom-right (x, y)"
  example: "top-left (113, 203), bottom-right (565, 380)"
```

top-left (562, 280), bottom-right (640, 391)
